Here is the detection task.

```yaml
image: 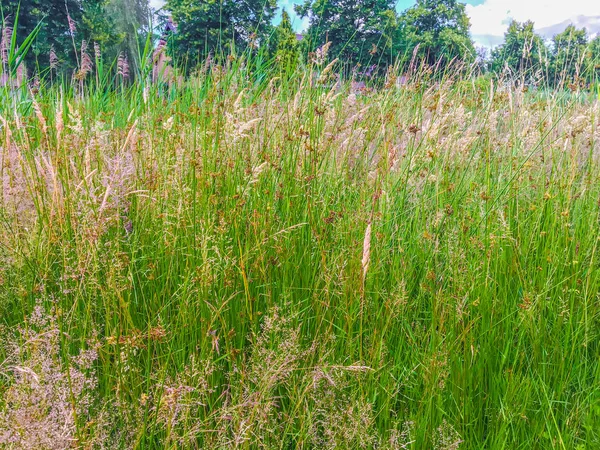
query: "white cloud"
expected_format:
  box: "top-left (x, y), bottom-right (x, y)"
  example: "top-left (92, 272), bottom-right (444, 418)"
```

top-left (150, 0), bottom-right (165, 10)
top-left (466, 0), bottom-right (600, 47)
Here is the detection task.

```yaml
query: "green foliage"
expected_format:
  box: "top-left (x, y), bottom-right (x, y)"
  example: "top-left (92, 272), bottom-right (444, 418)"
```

top-left (295, 0), bottom-right (397, 69)
top-left (589, 36), bottom-right (600, 85)
top-left (3, 0), bottom-right (600, 93)
top-left (491, 20), bottom-right (549, 80)
top-left (272, 10), bottom-right (300, 74)
top-left (0, 10), bottom-right (42, 79)
top-left (79, 1), bottom-right (120, 58)
top-left (550, 25), bottom-right (588, 87)
top-left (1, 0), bottom-right (84, 73)
top-left (103, 0), bottom-right (151, 70)
top-left (0, 0), bottom-right (150, 77)
top-left (397, 0), bottom-right (475, 68)
top-left (2, 65), bottom-right (600, 448)
top-left (166, 0), bottom-right (278, 67)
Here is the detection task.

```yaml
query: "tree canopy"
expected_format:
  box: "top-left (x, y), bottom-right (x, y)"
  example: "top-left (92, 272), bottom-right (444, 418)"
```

top-left (1, 0), bottom-right (83, 72)
top-left (490, 20), bottom-right (548, 80)
top-left (166, 0), bottom-right (278, 66)
top-left (271, 10), bottom-right (300, 74)
top-left (550, 25), bottom-right (588, 87)
top-left (1, 0), bottom-right (150, 75)
top-left (295, 0), bottom-right (397, 69)
top-left (397, 0), bottom-right (475, 68)
top-left (1, 0), bottom-right (599, 90)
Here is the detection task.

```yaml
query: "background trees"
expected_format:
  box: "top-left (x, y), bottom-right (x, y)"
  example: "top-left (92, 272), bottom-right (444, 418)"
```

top-left (1, 0), bottom-right (599, 89)
top-left (588, 36), bottom-right (600, 87)
top-left (165, 0), bottom-right (277, 66)
top-left (104, 0), bottom-right (152, 70)
top-left (1, 0), bottom-right (151, 76)
top-left (294, 0), bottom-right (397, 69)
top-left (1, 0), bottom-right (84, 73)
top-left (271, 10), bottom-right (300, 74)
top-left (396, 0), bottom-right (475, 68)
top-left (550, 25), bottom-right (589, 87)
top-left (490, 21), bottom-right (548, 80)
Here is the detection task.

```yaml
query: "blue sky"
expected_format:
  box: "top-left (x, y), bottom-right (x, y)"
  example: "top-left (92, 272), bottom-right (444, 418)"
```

top-left (150, 0), bottom-right (600, 48)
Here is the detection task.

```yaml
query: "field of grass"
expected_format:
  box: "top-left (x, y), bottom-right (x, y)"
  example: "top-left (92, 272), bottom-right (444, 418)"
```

top-left (1, 65), bottom-right (600, 449)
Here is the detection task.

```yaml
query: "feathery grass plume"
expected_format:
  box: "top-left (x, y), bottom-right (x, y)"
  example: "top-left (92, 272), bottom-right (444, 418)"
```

top-left (67, 14), bottom-right (76, 35)
top-left (361, 221), bottom-right (372, 283)
top-left (12, 104), bottom-right (22, 132)
top-left (408, 43), bottom-right (421, 75)
top-left (434, 420), bottom-right (463, 450)
top-left (49, 46), bottom-right (58, 71)
top-left (0, 113), bottom-right (12, 151)
top-left (201, 52), bottom-right (213, 74)
top-left (30, 90), bottom-right (48, 137)
top-left (55, 93), bottom-right (63, 146)
top-left (0, 24), bottom-right (12, 67)
top-left (318, 58), bottom-right (339, 84)
top-left (312, 42), bottom-right (332, 66)
top-left (117, 53), bottom-right (129, 80)
top-left (237, 118), bottom-right (262, 136)
top-left (0, 304), bottom-right (102, 449)
top-left (75, 40), bottom-right (92, 81)
top-left (121, 119), bottom-right (138, 153)
top-left (233, 88), bottom-right (246, 112)
top-left (94, 42), bottom-right (101, 62)
top-left (250, 161), bottom-right (268, 180)
top-left (152, 39), bottom-right (172, 84)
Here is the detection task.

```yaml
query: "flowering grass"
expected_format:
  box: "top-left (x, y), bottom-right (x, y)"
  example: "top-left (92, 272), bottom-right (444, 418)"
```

top-left (0, 65), bottom-right (600, 449)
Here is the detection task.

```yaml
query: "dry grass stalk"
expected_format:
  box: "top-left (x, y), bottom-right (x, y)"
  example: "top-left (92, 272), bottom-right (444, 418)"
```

top-left (361, 221), bottom-right (372, 283)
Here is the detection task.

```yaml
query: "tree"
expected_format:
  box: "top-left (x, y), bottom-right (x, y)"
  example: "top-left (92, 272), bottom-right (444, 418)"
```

top-left (550, 25), bottom-right (588, 87)
top-left (0, 0), bottom-right (149, 77)
top-left (295, 0), bottom-right (397, 69)
top-left (271, 10), bottom-right (300, 74)
top-left (588, 36), bottom-right (600, 86)
top-left (165, 0), bottom-right (278, 66)
top-left (1, 0), bottom-right (84, 73)
top-left (80, 1), bottom-right (119, 55)
top-left (490, 20), bottom-right (549, 80)
top-left (103, 0), bottom-right (152, 72)
top-left (396, 0), bottom-right (475, 68)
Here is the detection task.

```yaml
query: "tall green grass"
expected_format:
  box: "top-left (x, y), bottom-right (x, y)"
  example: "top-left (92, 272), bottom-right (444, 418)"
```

top-left (0, 59), bottom-right (600, 449)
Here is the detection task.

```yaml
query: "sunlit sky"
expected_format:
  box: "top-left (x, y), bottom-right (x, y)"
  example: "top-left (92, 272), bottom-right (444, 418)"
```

top-left (149, 0), bottom-right (600, 48)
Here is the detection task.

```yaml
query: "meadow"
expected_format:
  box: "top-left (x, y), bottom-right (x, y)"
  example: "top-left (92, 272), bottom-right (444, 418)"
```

top-left (0, 61), bottom-right (600, 449)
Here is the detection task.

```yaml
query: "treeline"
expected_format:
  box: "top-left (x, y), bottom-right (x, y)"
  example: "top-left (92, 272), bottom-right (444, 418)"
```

top-left (1, 0), bottom-right (151, 79)
top-left (2, 0), bottom-right (600, 88)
